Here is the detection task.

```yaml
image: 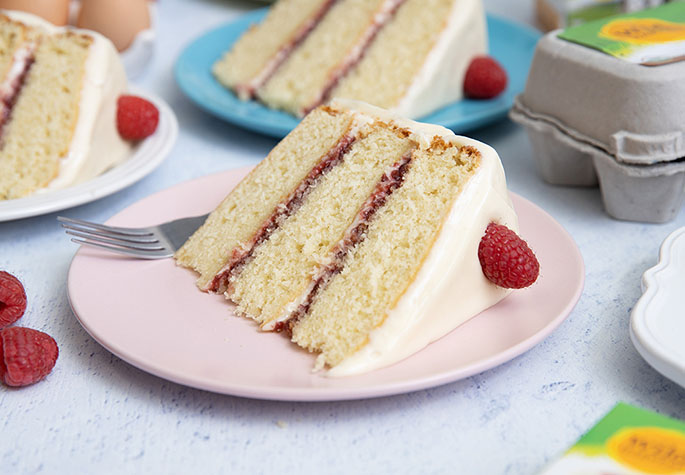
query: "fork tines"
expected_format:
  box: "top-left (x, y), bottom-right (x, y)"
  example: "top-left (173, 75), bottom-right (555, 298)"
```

top-left (57, 216), bottom-right (173, 259)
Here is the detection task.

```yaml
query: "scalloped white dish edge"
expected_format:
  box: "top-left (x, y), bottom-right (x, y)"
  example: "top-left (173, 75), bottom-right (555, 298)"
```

top-left (630, 227), bottom-right (685, 389)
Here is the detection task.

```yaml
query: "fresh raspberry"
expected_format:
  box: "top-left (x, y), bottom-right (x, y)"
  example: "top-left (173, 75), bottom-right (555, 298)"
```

top-left (478, 222), bottom-right (539, 289)
top-left (0, 327), bottom-right (58, 387)
top-left (463, 56), bottom-right (508, 99)
top-left (0, 271), bottom-right (27, 329)
top-left (117, 95), bottom-right (159, 141)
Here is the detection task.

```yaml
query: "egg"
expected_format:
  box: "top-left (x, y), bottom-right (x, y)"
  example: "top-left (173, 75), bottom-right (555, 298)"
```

top-left (0, 0), bottom-right (70, 25)
top-left (77, 0), bottom-right (151, 52)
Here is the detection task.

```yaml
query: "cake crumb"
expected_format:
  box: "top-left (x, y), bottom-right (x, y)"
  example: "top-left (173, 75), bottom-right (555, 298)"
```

top-left (275, 420), bottom-right (288, 429)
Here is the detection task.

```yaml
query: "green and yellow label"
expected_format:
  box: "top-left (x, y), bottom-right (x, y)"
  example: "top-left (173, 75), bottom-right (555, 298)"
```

top-left (558, 403), bottom-right (685, 474)
top-left (558, 2), bottom-right (685, 65)
top-left (600, 18), bottom-right (685, 44)
top-left (606, 427), bottom-right (685, 473)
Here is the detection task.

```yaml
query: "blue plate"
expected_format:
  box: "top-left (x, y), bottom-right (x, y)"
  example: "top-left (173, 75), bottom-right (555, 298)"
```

top-left (175, 8), bottom-right (540, 138)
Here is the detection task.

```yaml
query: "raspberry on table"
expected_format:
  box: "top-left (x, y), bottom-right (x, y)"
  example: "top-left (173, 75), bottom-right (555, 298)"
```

top-left (478, 222), bottom-right (539, 289)
top-left (0, 271), bottom-right (27, 329)
top-left (0, 327), bottom-right (58, 387)
top-left (463, 56), bottom-right (508, 99)
top-left (117, 94), bottom-right (160, 141)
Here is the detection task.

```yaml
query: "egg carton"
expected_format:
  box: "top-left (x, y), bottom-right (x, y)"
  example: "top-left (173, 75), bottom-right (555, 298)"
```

top-left (510, 31), bottom-right (685, 223)
top-left (511, 104), bottom-right (685, 223)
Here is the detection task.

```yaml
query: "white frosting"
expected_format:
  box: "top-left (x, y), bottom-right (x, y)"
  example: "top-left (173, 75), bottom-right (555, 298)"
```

top-left (393, 0), bottom-right (487, 118)
top-left (1, 10), bottom-right (131, 192)
top-left (324, 99), bottom-right (518, 376)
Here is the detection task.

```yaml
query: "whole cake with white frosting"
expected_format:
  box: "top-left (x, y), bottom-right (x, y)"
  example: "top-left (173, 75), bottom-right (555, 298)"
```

top-left (175, 99), bottom-right (532, 376)
top-left (213, 0), bottom-right (486, 118)
top-left (0, 10), bottom-right (130, 200)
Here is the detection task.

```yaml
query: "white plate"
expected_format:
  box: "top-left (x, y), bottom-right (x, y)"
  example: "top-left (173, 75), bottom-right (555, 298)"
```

top-left (0, 89), bottom-right (178, 222)
top-left (631, 227), bottom-right (685, 389)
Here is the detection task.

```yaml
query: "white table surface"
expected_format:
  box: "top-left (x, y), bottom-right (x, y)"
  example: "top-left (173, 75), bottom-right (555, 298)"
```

top-left (2, 1), bottom-right (684, 474)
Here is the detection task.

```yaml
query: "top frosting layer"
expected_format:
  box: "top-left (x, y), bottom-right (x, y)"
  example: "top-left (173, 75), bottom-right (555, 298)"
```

top-left (326, 99), bottom-right (518, 376)
top-left (1, 9), bottom-right (131, 192)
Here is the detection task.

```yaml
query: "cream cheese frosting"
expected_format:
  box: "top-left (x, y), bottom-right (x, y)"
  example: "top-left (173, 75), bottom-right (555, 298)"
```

top-left (323, 99), bottom-right (517, 376)
top-left (2, 10), bottom-right (131, 192)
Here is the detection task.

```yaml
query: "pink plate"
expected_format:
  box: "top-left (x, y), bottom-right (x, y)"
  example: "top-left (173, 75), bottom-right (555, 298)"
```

top-left (67, 167), bottom-right (584, 401)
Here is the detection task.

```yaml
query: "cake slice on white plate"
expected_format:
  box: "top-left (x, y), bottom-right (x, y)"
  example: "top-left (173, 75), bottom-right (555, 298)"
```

top-left (0, 10), bottom-right (131, 200)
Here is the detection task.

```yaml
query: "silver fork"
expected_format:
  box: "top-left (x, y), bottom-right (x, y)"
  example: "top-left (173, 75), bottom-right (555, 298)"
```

top-left (57, 213), bottom-right (209, 259)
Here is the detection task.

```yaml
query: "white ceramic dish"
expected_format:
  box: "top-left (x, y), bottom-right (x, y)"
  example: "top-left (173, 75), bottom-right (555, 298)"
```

top-left (119, 3), bottom-right (156, 79)
top-left (121, 26), bottom-right (155, 79)
top-left (0, 89), bottom-right (178, 222)
top-left (69, 0), bottom-right (156, 79)
top-left (630, 227), bottom-right (685, 389)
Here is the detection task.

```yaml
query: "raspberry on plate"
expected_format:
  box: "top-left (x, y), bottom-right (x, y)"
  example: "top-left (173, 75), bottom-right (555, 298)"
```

top-left (463, 56), bottom-right (508, 99)
top-left (0, 327), bottom-right (58, 387)
top-left (117, 94), bottom-right (159, 141)
top-left (0, 271), bottom-right (27, 329)
top-left (478, 222), bottom-right (539, 289)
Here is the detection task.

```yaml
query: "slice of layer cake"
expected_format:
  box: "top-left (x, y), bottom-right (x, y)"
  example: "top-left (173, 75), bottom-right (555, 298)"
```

top-left (213, 0), bottom-right (486, 118)
top-left (176, 99), bottom-right (522, 376)
top-left (0, 10), bottom-right (131, 200)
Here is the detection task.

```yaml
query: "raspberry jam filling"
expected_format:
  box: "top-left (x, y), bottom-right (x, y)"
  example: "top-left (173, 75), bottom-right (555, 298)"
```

top-left (302, 0), bottom-right (408, 115)
top-left (237, 0), bottom-right (340, 99)
top-left (0, 44), bottom-right (36, 142)
top-left (269, 151), bottom-right (414, 334)
top-left (208, 133), bottom-right (358, 294)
